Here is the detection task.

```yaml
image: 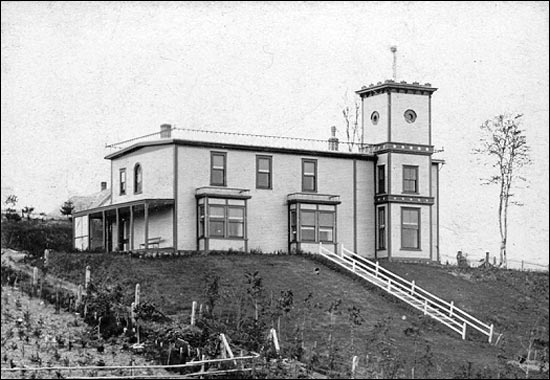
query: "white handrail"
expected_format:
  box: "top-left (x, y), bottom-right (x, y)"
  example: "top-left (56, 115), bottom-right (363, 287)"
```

top-left (319, 247), bottom-right (463, 333)
top-left (318, 244), bottom-right (495, 341)
top-left (341, 249), bottom-right (492, 333)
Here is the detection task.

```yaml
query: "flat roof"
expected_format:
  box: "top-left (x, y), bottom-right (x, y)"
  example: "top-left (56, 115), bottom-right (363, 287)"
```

top-left (356, 80), bottom-right (437, 97)
top-left (105, 138), bottom-right (377, 161)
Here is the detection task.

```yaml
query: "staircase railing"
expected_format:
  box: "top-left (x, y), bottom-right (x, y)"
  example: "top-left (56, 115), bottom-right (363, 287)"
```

top-left (318, 243), bottom-right (495, 343)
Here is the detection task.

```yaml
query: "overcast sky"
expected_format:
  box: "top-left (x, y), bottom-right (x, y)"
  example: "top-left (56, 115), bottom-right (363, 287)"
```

top-left (1, 2), bottom-right (548, 266)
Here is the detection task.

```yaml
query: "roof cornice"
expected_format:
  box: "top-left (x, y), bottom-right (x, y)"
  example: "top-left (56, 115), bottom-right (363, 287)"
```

top-left (356, 80), bottom-right (437, 98)
top-left (104, 139), bottom-right (376, 161)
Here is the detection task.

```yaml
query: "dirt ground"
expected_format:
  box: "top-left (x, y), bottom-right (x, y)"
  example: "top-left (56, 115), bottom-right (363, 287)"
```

top-left (0, 284), bottom-right (167, 379)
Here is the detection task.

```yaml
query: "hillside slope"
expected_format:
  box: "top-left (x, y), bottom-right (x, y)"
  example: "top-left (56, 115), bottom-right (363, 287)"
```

top-left (43, 252), bottom-right (549, 378)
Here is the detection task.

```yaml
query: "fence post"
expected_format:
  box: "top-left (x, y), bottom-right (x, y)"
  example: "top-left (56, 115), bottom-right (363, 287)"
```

top-left (270, 328), bottom-right (280, 354)
top-left (462, 323), bottom-right (467, 340)
top-left (351, 355), bottom-right (358, 379)
top-left (318, 242), bottom-right (323, 254)
top-left (423, 299), bottom-right (428, 315)
top-left (521, 260), bottom-right (524, 271)
top-left (44, 249), bottom-right (49, 267)
top-left (134, 284), bottom-right (140, 307)
top-left (375, 261), bottom-right (379, 277)
top-left (352, 260), bottom-right (356, 272)
top-left (76, 285), bottom-right (82, 308)
top-left (191, 301), bottom-right (197, 326)
top-left (449, 301), bottom-right (454, 317)
top-left (339, 243), bottom-right (344, 257)
top-left (85, 266), bottom-right (91, 289)
top-left (488, 324), bottom-right (494, 344)
top-left (131, 302), bottom-right (136, 325)
top-left (32, 267), bottom-right (38, 289)
top-left (411, 280), bottom-right (415, 295)
top-left (387, 279), bottom-right (392, 291)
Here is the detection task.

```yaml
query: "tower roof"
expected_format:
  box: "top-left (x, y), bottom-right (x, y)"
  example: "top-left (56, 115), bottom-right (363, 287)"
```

top-left (356, 80), bottom-right (437, 98)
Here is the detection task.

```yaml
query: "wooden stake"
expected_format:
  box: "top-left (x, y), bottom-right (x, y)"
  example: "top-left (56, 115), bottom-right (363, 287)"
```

top-left (98, 317), bottom-right (102, 339)
top-left (44, 249), bottom-right (49, 267)
top-left (270, 328), bottom-right (280, 354)
top-left (76, 285), bottom-right (82, 308)
top-left (351, 355), bottom-right (358, 379)
top-left (167, 343), bottom-right (172, 365)
top-left (85, 266), bottom-right (91, 289)
top-left (131, 302), bottom-right (136, 326)
top-left (191, 301), bottom-right (197, 326)
top-left (32, 267), bottom-right (38, 287)
top-left (220, 334), bottom-right (236, 365)
top-left (134, 284), bottom-right (140, 307)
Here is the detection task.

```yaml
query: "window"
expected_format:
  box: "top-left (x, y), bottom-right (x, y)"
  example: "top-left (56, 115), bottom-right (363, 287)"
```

top-left (302, 159), bottom-right (317, 192)
top-left (377, 165), bottom-right (385, 194)
top-left (371, 111), bottom-right (379, 125)
top-left (256, 155), bottom-right (272, 189)
top-left (198, 198), bottom-right (246, 239)
top-left (401, 208), bottom-right (420, 249)
top-left (404, 109), bottom-right (417, 123)
top-left (377, 207), bottom-right (386, 250)
top-left (403, 165), bottom-right (418, 193)
top-left (290, 203), bottom-right (336, 243)
top-left (119, 169), bottom-right (126, 195)
top-left (134, 164), bottom-right (142, 194)
top-left (300, 209), bottom-right (316, 241)
top-left (210, 152), bottom-right (226, 186)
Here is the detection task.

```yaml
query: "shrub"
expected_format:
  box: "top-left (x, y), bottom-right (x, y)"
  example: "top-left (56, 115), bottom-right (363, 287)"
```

top-left (1, 219), bottom-right (72, 256)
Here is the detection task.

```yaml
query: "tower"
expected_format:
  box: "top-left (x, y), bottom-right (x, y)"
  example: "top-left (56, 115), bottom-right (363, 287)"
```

top-left (356, 80), bottom-right (439, 261)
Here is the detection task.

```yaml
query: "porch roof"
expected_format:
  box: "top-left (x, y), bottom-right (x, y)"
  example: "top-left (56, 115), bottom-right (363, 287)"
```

top-left (73, 198), bottom-right (174, 217)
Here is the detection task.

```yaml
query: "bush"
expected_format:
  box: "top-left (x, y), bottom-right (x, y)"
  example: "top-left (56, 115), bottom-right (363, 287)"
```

top-left (1, 219), bottom-right (72, 256)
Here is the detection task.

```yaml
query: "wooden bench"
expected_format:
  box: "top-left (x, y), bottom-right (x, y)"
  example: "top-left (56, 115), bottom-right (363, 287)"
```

top-left (140, 237), bottom-right (162, 249)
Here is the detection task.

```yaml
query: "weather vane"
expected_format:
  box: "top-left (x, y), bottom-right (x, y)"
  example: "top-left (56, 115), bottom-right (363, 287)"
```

top-left (390, 46), bottom-right (397, 81)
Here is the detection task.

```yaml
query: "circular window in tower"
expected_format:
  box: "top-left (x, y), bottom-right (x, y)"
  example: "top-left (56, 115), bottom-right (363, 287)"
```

top-left (371, 111), bottom-right (380, 125)
top-left (404, 109), bottom-right (417, 123)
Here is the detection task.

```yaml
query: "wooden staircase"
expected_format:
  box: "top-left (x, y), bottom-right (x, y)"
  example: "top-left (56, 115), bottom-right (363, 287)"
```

top-left (317, 243), bottom-right (495, 342)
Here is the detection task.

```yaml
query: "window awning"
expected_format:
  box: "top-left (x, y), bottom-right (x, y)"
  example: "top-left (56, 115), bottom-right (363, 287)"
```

top-left (287, 193), bottom-right (341, 205)
top-left (73, 198), bottom-right (174, 217)
top-left (195, 186), bottom-right (252, 200)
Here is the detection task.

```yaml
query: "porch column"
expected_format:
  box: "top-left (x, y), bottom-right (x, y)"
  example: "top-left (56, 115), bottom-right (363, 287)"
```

top-left (144, 201), bottom-right (149, 249)
top-left (87, 214), bottom-right (92, 251)
top-left (72, 214), bottom-right (76, 250)
top-left (102, 210), bottom-right (107, 253)
top-left (115, 207), bottom-right (120, 251)
top-left (129, 205), bottom-right (134, 250)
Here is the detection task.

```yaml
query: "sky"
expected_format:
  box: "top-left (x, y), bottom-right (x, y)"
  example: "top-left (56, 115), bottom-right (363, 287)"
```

top-left (1, 2), bottom-right (548, 267)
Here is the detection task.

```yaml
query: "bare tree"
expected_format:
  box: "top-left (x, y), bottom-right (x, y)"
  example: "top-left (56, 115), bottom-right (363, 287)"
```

top-left (474, 113), bottom-right (531, 268)
top-left (342, 96), bottom-right (361, 152)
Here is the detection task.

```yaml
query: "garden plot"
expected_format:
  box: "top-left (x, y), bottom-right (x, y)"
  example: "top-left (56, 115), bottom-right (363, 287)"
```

top-left (0, 284), bottom-right (167, 379)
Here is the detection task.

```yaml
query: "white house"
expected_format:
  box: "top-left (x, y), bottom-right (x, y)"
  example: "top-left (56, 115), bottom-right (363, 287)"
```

top-left (73, 80), bottom-right (443, 261)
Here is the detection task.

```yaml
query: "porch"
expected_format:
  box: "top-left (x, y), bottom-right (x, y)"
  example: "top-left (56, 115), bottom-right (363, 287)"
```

top-left (73, 198), bottom-right (175, 252)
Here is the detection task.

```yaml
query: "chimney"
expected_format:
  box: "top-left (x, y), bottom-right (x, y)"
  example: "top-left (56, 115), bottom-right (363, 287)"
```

top-left (100, 181), bottom-right (107, 191)
top-left (328, 126), bottom-right (339, 151)
top-left (160, 124), bottom-right (172, 138)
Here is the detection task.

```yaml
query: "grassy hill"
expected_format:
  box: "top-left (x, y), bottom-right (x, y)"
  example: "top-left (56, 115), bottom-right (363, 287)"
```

top-left (42, 251), bottom-right (549, 378)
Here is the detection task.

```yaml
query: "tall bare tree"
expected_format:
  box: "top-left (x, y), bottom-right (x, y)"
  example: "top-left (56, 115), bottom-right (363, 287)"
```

top-left (342, 96), bottom-right (361, 152)
top-left (474, 113), bottom-right (531, 268)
